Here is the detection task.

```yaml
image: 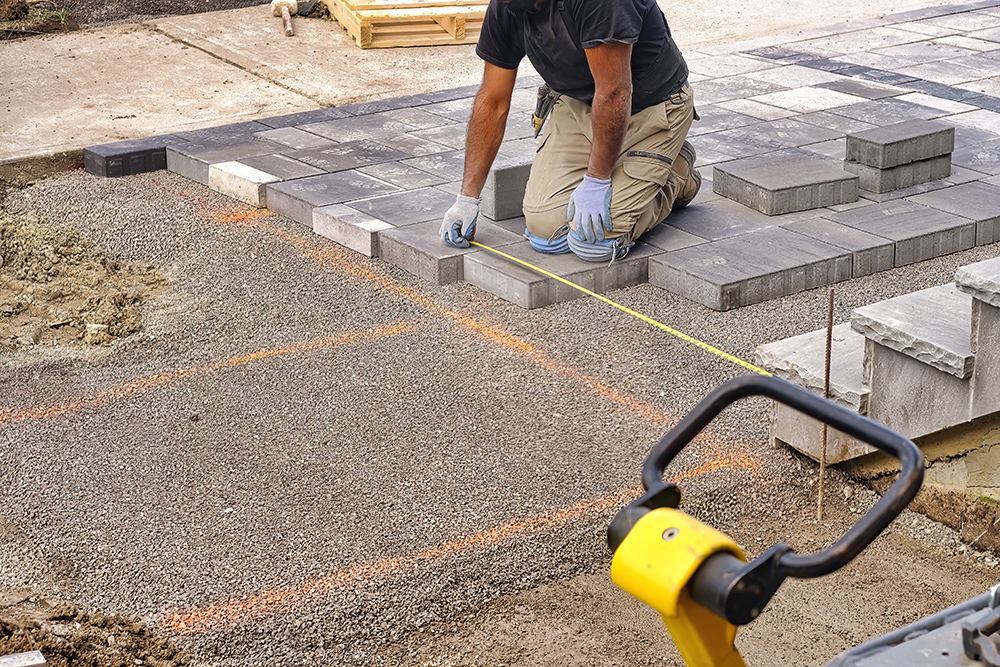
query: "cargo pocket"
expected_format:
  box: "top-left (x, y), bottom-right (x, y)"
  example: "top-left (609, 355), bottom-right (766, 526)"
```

top-left (611, 151), bottom-right (676, 237)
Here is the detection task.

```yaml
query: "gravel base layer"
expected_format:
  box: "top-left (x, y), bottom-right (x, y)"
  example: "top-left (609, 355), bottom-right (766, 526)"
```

top-left (1, 169), bottom-right (999, 666)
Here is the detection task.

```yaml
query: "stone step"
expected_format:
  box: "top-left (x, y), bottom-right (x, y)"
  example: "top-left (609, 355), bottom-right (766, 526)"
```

top-left (854, 284), bottom-right (973, 441)
top-left (755, 324), bottom-right (873, 463)
top-left (845, 119), bottom-right (955, 169)
top-left (955, 256), bottom-right (1000, 419)
top-left (851, 283), bottom-right (973, 379)
top-left (755, 323), bottom-right (869, 413)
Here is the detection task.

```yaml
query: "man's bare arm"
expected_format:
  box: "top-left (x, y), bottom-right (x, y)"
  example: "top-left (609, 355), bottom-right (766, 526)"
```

top-left (584, 42), bottom-right (633, 180)
top-left (461, 62), bottom-right (518, 198)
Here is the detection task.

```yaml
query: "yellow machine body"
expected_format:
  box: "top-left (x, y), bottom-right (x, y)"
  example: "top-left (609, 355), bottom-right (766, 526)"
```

top-left (610, 507), bottom-right (748, 667)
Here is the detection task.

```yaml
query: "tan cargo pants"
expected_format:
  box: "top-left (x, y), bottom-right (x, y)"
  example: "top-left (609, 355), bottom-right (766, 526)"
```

top-left (523, 84), bottom-right (696, 243)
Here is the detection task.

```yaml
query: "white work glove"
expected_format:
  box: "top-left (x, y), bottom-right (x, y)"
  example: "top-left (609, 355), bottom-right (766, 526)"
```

top-left (567, 175), bottom-right (613, 244)
top-left (440, 194), bottom-right (480, 249)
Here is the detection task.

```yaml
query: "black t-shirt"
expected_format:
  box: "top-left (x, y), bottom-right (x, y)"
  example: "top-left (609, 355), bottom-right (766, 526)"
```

top-left (476, 0), bottom-right (688, 114)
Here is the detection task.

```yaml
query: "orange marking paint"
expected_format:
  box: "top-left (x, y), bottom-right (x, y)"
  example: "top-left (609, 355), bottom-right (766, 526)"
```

top-left (0, 324), bottom-right (412, 425)
top-left (160, 451), bottom-right (762, 635)
top-left (143, 182), bottom-right (692, 429)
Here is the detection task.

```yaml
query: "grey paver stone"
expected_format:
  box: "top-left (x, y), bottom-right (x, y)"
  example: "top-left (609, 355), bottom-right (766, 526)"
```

top-left (648, 227), bottom-right (852, 310)
top-left (794, 111), bottom-right (878, 134)
top-left (482, 156), bottom-right (533, 221)
top-left (356, 162), bottom-right (447, 189)
top-left (340, 94), bottom-right (432, 116)
top-left (801, 138), bottom-right (846, 161)
top-left (732, 119), bottom-right (842, 147)
top-left (377, 219), bottom-right (524, 285)
top-left (313, 204), bottom-right (393, 257)
top-left (379, 107), bottom-right (456, 130)
top-left (400, 150), bottom-right (466, 180)
top-left (300, 114), bottom-right (419, 143)
top-left (908, 181), bottom-right (1000, 244)
top-left (686, 108), bottom-right (760, 136)
top-left (166, 139), bottom-right (283, 185)
top-left (713, 156), bottom-right (859, 215)
top-left (174, 121), bottom-right (272, 141)
top-left (240, 154), bottom-right (326, 180)
top-left (851, 283), bottom-right (974, 377)
top-left (344, 187), bottom-right (455, 226)
top-left (84, 135), bottom-right (187, 177)
top-left (640, 224), bottom-right (708, 252)
top-left (666, 198), bottom-right (787, 240)
top-left (822, 198), bottom-right (975, 264)
top-left (463, 240), bottom-right (661, 309)
top-left (265, 171), bottom-right (400, 227)
top-left (255, 107), bottom-right (354, 129)
top-left (384, 133), bottom-right (455, 157)
top-left (845, 119), bottom-right (955, 168)
top-left (782, 217), bottom-right (894, 276)
top-left (950, 138), bottom-right (1000, 175)
top-left (207, 161), bottom-right (280, 208)
top-left (844, 153), bottom-right (952, 193)
top-left (407, 125), bottom-right (467, 150)
top-left (813, 78), bottom-right (908, 99)
top-left (419, 99), bottom-right (474, 122)
top-left (284, 140), bottom-right (408, 173)
top-left (828, 97), bottom-right (946, 124)
top-left (253, 127), bottom-right (337, 151)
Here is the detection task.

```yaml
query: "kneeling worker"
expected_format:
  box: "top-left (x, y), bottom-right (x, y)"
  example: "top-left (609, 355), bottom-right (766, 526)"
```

top-left (439, 0), bottom-right (701, 262)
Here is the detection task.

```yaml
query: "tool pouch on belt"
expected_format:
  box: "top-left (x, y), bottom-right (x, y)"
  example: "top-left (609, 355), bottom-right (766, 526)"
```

top-left (532, 84), bottom-right (561, 138)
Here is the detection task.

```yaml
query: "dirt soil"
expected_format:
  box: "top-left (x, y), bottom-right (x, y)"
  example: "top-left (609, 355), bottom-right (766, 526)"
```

top-left (0, 211), bottom-right (168, 355)
top-left (0, 0), bottom-right (78, 38)
top-left (0, 594), bottom-right (191, 667)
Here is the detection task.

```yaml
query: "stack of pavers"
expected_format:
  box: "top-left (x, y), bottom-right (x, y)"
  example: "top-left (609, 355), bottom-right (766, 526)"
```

top-left (843, 120), bottom-right (955, 194)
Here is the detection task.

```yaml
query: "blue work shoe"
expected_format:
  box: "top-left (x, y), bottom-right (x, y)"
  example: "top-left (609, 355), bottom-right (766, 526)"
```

top-left (526, 228), bottom-right (571, 254)
top-left (567, 233), bottom-right (633, 263)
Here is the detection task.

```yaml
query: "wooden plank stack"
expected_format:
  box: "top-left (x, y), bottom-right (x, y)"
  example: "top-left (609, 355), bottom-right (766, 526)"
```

top-left (328, 0), bottom-right (488, 48)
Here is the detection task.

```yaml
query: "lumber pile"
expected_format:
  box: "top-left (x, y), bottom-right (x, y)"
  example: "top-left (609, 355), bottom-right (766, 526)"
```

top-left (328, 0), bottom-right (487, 48)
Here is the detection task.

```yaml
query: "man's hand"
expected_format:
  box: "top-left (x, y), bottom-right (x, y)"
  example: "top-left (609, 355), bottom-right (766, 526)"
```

top-left (568, 175), bottom-right (612, 243)
top-left (441, 195), bottom-right (481, 248)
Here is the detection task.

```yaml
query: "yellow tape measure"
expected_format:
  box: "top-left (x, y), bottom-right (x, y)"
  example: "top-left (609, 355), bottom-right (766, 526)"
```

top-left (469, 240), bottom-right (770, 376)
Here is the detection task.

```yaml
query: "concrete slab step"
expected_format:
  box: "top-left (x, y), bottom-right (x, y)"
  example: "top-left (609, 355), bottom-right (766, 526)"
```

top-left (755, 323), bottom-right (869, 413)
top-left (755, 323), bottom-right (873, 464)
top-left (956, 255), bottom-right (1000, 308)
top-left (851, 283), bottom-right (974, 379)
top-left (955, 256), bottom-right (1000, 419)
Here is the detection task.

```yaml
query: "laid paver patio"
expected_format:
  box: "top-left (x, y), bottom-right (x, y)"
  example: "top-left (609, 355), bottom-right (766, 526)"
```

top-left (84, 0), bottom-right (1000, 310)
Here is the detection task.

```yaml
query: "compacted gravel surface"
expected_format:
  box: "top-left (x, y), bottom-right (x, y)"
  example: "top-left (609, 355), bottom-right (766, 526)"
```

top-left (2, 170), bottom-right (999, 665)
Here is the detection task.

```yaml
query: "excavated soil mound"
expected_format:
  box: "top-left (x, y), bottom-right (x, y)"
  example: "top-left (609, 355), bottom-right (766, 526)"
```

top-left (0, 212), bottom-right (168, 353)
top-left (0, 0), bottom-right (28, 21)
top-left (1, 596), bottom-right (191, 667)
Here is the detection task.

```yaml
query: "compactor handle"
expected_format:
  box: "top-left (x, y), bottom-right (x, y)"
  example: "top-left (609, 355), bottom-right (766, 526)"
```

top-left (609, 374), bottom-right (924, 625)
